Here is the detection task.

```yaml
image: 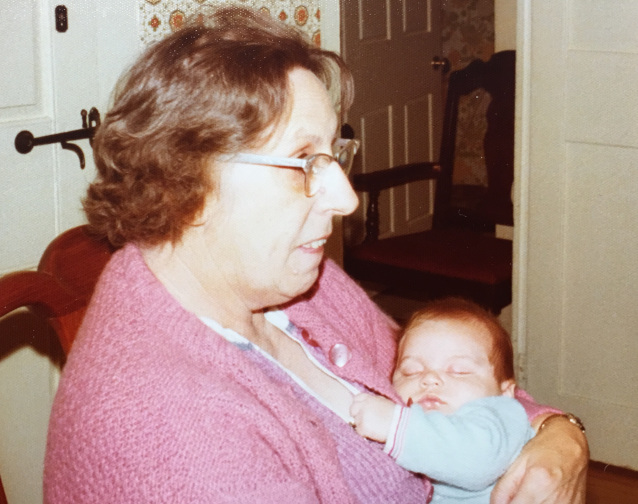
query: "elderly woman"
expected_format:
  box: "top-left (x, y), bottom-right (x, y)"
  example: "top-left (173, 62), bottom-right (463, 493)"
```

top-left (44, 7), bottom-right (587, 503)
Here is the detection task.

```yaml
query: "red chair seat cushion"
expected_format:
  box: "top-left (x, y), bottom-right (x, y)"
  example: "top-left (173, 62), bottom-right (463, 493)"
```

top-left (348, 229), bottom-right (512, 285)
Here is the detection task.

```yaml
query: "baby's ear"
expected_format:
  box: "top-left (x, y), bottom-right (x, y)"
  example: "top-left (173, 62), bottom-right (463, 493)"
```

top-left (500, 379), bottom-right (517, 398)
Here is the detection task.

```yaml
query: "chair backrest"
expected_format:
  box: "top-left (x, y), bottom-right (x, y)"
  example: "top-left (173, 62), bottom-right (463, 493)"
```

top-left (434, 50), bottom-right (515, 231)
top-left (0, 225), bottom-right (114, 354)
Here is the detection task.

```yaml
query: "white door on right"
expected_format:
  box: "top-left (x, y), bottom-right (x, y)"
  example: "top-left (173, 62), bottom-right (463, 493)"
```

top-left (518, 0), bottom-right (638, 468)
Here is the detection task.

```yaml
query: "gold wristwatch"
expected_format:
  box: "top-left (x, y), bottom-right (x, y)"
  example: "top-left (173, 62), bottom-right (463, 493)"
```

top-left (539, 413), bottom-right (586, 435)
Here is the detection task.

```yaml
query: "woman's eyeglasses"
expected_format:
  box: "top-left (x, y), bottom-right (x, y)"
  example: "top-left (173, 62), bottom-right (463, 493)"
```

top-left (232, 138), bottom-right (360, 197)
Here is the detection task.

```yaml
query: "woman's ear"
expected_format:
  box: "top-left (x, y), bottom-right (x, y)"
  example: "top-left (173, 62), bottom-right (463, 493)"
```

top-left (500, 379), bottom-right (517, 398)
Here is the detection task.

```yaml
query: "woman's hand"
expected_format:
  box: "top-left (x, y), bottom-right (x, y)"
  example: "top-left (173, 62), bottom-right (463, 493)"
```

top-left (491, 414), bottom-right (589, 503)
top-left (350, 393), bottom-right (396, 443)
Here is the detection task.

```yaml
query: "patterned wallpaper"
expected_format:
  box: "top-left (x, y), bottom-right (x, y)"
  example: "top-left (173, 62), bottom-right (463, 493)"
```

top-left (442, 0), bottom-right (494, 72)
top-left (442, 0), bottom-right (495, 186)
top-left (140, 0), bottom-right (321, 46)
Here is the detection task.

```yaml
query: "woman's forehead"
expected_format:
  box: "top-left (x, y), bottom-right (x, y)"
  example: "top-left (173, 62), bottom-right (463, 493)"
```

top-left (287, 70), bottom-right (338, 134)
top-left (256, 69), bottom-right (337, 152)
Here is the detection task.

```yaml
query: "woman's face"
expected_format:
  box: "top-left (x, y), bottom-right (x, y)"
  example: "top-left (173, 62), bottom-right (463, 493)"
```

top-left (202, 68), bottom-right (359, 310)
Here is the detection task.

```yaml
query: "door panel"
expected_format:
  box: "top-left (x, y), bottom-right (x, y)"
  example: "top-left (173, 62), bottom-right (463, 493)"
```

top-left (0, 1), bottom-right (56, 272)
top-left (0, 3), bottom-right (39, 111)
top-left (562, 144), bottom-right (637, 406)
top-left (341, 0), bottom-right (443, 245)
top-left (0, 123), bottom-right (57, 272)
top-left (565, 52), bottom-right (638, 149)
top-left (519, 0), bottom-right (638, 469)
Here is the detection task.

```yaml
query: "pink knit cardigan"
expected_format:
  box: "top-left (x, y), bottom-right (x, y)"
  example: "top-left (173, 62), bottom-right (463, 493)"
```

top-left (44, 244), bottom-right (551, 503)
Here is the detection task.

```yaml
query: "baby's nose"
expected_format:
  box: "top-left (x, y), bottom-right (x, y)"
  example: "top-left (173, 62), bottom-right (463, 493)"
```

top-left (421, 370), bottom-right (442, 386)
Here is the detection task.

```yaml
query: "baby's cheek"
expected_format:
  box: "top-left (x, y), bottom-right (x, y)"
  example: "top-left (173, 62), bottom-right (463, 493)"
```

top-left (393, 378), bottom-right (416, 403)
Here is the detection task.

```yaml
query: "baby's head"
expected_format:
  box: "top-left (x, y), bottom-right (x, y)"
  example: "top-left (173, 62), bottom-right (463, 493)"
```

top-left (392, 297), bottom-right (516, 414)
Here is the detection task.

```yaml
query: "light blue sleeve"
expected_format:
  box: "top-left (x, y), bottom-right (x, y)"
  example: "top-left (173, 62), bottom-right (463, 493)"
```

top-left (386, 396), bottom-right (534, 491)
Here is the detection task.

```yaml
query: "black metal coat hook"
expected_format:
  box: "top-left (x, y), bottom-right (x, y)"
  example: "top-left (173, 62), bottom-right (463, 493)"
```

top-left (14, 107), bottom-right (101, 169)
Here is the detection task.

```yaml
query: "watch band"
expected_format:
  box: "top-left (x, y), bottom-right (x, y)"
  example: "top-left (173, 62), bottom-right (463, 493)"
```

top-left (539, 413), bottom-right (586, 435)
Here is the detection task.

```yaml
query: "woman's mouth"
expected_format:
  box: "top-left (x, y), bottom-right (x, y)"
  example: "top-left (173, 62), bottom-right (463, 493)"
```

top-left (301, 238), bottom-right (327, 251)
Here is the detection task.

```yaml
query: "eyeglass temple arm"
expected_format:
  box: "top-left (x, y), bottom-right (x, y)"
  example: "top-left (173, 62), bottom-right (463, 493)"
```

top-left (233, 138), bottom-right (359, 168)
top-left (232, 153), bottom-right (307, 169)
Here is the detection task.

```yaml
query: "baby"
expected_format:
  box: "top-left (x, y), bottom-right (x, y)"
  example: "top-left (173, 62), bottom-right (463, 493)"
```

top-left (350, 297), bottom-right (534, 503)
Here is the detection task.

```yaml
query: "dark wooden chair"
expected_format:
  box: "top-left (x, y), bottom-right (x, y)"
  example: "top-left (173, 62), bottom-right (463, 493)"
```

top-left (345, 51), bottom-right (515, 314)
top-left (0, 225), bottom-right (114, 355)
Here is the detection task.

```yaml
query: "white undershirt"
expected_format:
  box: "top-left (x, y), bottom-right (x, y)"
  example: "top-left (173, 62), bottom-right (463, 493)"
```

top-left (199, 309), bottom-right (360, 423)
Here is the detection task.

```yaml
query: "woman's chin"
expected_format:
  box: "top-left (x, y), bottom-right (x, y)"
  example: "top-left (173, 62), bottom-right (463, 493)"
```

top-left (282, 264), bottom-right (321, 299)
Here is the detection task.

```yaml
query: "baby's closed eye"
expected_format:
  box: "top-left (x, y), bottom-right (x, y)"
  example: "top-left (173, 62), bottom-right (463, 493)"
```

top-left (396, 360), bottom-right (424, 376)
top-left (448, 368), bottom-right (472, 376)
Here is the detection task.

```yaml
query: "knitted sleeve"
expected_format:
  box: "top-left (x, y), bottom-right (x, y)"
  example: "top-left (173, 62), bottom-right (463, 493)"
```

top-left (515, 387), bottom-right (561, 420)
top-left (385, 396), bottom-right (535, 491)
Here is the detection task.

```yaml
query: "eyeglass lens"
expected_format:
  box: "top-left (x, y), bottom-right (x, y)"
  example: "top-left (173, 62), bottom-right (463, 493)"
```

top-left (305, 140), bottom-right (358, 196)
top-left (306, 155), bottom-right (333, 196)
top-left (333, 140), bottom-right (358, 174)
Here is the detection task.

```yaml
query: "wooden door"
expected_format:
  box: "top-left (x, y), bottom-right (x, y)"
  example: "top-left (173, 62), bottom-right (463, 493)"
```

top-left (341, 0), bottom-right (443, 245)
top-left (0, 2), bottom-right (138, 502)
top-left (517, 0), bottom-right (638, 469)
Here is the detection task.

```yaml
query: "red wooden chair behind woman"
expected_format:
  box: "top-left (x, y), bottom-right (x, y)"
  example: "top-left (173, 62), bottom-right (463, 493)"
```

top-left (0, 225), bottom-right (114, 354)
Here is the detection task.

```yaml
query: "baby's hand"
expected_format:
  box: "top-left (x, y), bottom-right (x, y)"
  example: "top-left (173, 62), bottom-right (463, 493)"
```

top-left (349, 393), bottom-right (397, 443)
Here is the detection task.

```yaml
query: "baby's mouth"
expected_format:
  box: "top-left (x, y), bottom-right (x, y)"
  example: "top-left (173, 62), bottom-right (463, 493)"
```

top-left (415, 395), bottom-right (446, 411)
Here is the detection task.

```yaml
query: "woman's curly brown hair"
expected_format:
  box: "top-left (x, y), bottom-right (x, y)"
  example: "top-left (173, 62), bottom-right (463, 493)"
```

top-left (85, 6), bottom-right (354, 247)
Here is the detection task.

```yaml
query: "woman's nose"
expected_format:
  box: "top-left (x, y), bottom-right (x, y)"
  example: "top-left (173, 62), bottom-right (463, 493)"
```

top-left (318, 161), bottom-right (359, 216)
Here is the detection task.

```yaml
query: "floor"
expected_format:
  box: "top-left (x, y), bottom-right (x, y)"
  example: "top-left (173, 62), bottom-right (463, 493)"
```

top-left (366, 287), bottom-right (638, 504)
top-left (587, 461), bottom-right (638, 503)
